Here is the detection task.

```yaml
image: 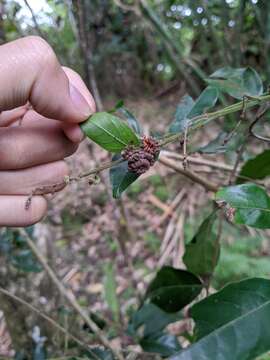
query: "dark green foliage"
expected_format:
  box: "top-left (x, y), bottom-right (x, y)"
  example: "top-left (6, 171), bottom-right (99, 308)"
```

top-left (140, 332), bottom-right (181, 357)
top-left (110, 154), bottom-right (139, 198)
top-left (128, 303), bottom-right (182, 357)
top-left (183, 212), bottom-right (220, 279)
top-left (237, 150), bottom-right (270, 183)
top-left (145, 266), bottom-right (202, 313)
top-left (0, 228), bottom-right (42, 273)
top-left (169, 279), bottom-right (270, 360)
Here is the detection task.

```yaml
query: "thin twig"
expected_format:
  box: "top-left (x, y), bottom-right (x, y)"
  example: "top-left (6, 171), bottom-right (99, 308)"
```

top-left (249, 104), bottom-right (270, 142)
top-left (0, 287), bottom-right (95, 357)
top-left (18, 229), bottom-right (124, 360)
top-left (161, 151), bottom-right (234, 172)
top-left (159, 156), bottom-right (219, 192)
top-left (23, 0), bottom-right (45, 38)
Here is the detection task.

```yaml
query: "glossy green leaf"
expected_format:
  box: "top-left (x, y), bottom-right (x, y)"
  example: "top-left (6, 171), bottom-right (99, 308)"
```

top-left (183, 212), bottom-right (220, 278)
top-left (110, 154), bottom-right (139, 198)
top-left (216, 184), bottom-right (270, 229)
top-left (207, 67), bottom-right (263, 99)
top-left (128, 303), bottom-right (182, 338)
top-left (81, 112), bottom-right (140, 152)
top-left (237, 150), bottom-right (270, 184)
top-left (169, 278), bottom-right (270, 360)
top-left (145, 266), bottom-right (203, 313)
top-left (169, 95), bottom-right (194, 133)
top-left (169, 88), bottom-right (218, 134)
top-left (140, 332), bottom-right (181, 357)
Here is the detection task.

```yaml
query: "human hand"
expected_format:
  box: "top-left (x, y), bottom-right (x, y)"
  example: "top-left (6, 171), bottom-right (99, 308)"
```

top-left (0, 36), bottom-right (96, 227)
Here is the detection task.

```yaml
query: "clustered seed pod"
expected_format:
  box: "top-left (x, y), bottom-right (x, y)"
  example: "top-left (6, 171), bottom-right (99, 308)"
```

top-left (122, 136), bottom-right (160, 175)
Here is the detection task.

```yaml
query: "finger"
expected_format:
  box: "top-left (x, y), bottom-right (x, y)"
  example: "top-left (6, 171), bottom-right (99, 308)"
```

top-left (0, 36), bottom-right (95, 122)
top-left (62, 67), bottom-right (96, 143)
top-left (0, 195), bottom-right (47, 227)
top-left (61, 123), bottom-right (85, 143)
top-left (0, 116), bottom-right (78, 170)
top-left (0, 104), bottom-right (29, 127)
top-left (0, 161), bottom-right (68, 195)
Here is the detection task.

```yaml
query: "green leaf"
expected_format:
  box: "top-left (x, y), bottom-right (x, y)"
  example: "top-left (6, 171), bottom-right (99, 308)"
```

top-left (183, 212), bottom-right (220, 279)
top-left (188, 87), bottom-right (218, 118)
top-left (169, 278), bottom-right (270, 360)
top-left (110, 154), bottom-right (139, 198)
top-left (237, 150), bottom-right (270, 184)
top-left (10, 249), bottom-right (42, 273)
top-left (169, 88), bottom-right (218, 134)
top-left (103, 262), bottom-right (120, 322)
top-left (210, 67), bottom-right (245, 78)
top-left (145, 266), bottom-right (203, 313)
top-left (197, 129), bottom-right (246, 154)
top-left (169, 95), bottom-right (194, 133)
top-left (140, 332), bottom-right (181, 357)
top-left (81, 112), bottom-right (140, 152)
top-left (197, 132), bottom-right (228, 154)
top-left (117, 106), bottom-right (142, 135)
top-left (216, 184), bottom-right (270, 229)
top-left (207, 67), bottom-right (263, 99)
top-left (84, 348), bottom-right (114, 360)
top-left (128, 303), bottom-right (182, 338)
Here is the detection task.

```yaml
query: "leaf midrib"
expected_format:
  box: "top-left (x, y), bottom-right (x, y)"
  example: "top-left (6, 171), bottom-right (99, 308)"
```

top-left (92, 121), bottom-right (128, 147)
top-left (189, 296), bottom-right (270, 353)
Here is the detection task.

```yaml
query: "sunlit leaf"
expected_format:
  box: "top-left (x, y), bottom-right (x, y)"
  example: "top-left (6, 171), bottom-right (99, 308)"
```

top-left (81, 112), bottom-right (140, 152)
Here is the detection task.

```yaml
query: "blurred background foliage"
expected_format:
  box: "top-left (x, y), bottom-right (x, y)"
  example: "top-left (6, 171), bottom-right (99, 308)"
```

top-left (1, 0), bottom-right (268, 98)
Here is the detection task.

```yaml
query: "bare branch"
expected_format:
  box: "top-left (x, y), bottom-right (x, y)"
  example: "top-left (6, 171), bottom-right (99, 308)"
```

top-left (19, 228), bottom-right (124, 360)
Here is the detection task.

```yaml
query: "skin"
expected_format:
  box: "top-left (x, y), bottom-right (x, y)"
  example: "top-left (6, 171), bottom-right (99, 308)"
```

top-left (0, 36), bottom-right (96, 227)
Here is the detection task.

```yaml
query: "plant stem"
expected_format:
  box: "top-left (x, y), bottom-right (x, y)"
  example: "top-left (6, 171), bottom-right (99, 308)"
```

top-left (0, 287), bottom-right (94, 356)
top-left (159, 156), bottom-right (219, 192)
top-left (19, 228), bottom-right (124, 360)
top-left (159, 93), bottom-right (270, 147)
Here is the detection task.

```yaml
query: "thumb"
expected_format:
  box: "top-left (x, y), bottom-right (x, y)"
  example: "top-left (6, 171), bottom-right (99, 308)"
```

top-left (0, 36), bottom-right (95, 122)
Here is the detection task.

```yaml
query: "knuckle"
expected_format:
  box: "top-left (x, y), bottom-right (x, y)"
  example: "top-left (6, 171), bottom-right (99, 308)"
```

top-left (25, 36), bottom-right (58, 67)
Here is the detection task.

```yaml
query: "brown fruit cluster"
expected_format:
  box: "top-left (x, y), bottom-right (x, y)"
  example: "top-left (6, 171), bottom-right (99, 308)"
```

top-left (122, 136), bottom-right (160, 175)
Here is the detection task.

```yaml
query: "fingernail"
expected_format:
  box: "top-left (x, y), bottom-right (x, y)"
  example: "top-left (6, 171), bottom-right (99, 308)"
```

top-left (69, 83), bottom-right (92, 118)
